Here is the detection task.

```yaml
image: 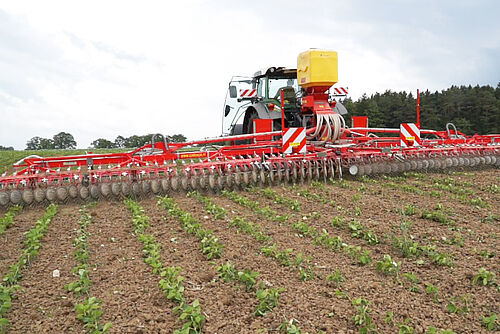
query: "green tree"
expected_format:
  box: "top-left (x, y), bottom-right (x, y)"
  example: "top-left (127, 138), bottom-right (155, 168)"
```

top-left (91, 138), bottom-right (115, 149)
top-left (168, 134), bottom-right (187, 143)
top-left (114, 135), bottom-right (126, 148)
top-left (26, 136), bottom-right (55, 150)
top-left (52, 132), bottom-right (77, 149)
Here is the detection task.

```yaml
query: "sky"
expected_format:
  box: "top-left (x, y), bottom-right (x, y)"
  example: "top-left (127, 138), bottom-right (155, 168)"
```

top-left (0, 0), bottom-right (499, 149)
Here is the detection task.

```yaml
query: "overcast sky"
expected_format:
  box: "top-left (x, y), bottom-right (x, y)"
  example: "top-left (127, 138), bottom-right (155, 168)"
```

top-left (1, 0), bottom-right (499, 149)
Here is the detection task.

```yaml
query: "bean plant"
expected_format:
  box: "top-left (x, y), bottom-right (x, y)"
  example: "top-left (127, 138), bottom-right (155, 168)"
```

top-left (0, 205), bottom-right (21, 235)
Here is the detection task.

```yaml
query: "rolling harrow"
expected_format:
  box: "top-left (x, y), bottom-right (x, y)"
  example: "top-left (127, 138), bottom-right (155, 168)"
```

top-left (1, 49), bottom-right (499, 207)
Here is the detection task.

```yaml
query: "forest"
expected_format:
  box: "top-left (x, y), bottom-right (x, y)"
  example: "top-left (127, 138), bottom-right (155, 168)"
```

top-left (343, 83), bottom-right (500, 135)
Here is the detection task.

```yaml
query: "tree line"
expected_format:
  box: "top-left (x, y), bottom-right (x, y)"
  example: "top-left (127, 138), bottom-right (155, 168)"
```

top-left (342, 83), bottom-right (500, 135)
top-left (20, 133), bottom-right (187, 150)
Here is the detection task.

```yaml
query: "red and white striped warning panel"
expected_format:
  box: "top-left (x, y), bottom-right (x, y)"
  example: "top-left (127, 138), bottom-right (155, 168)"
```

top-left (282, 127), bottom-right (306, 154)
top-left (331, 87), bottom-right (348, 96)
top-left (400, 123), bottom-right (421, 147)
top-left (239, 89), bottom-right (257, 98)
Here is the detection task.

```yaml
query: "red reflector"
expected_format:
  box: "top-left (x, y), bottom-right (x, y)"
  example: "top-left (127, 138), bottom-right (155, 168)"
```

top-left (267, 103), bottom-right (274, 111)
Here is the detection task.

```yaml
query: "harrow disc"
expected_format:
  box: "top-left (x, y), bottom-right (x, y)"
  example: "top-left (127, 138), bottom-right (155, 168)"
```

top-left (90, 185), bottom-right (100, 199)
top-left (100, 183), bottom-right (111, 197)
top-left (217, 175), bottom-right (224, 190)
top-left (110, 182), bottom-right (121, 197)
top-left (251, 168), bottom-right (258, 184)
top-left (35, 188), bottom-right (46, 203)
top-left (306, 161), bottom-right (313, 181)
top-left (269, 166), bottom-right (276, 185)
top-left (141, 180), bottom-right (151, 194)
top-left (0, 192), bottom-right (9, 206)
top-left (56, 187), bottom-right (68, 202)
top-left (151, 180), bottom-right (160, 194)
top-left (121, 183), bottom-right (130, 196)
top-left (233, 171), bottom-right (241, 188)
top-left (171, 176), bottom-right (180, 191)
top-left (181, 177), bottom-right (189, 191)
top-left (161, 179), bottom-right (170, 193)
top-left (363, 164), bottom-right (372, 176)
top-left (225, 174), bottom-right (233, 189)
top-left (259, 169), bottom-right (266, 185)
top-left (79, 186), bottom-right (90, 199)
top-left (69, 185), bottom-right (78, 199)
top-left (22, 189), bottom-right (34, 205)
top-left (190, 176), bottom-right (198, 190)
top-left (208, 174), bottom-right (216, 191)
top-left (46, 188), bottom-right (57, 202)
top-left (198, 175), bottom-right (207, 189)
top-left (276, 164), bottom-right (283, 184)
top-left (10, 190), bottom-right (22, 205)
top-left (242, 171), bottom-right (250, 186)
top-left (299, 161), bottom-right (306, 182)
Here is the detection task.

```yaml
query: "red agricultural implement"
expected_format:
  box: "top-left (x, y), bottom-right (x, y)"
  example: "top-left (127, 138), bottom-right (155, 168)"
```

top-left (1, 49), bottom-right (499, 207)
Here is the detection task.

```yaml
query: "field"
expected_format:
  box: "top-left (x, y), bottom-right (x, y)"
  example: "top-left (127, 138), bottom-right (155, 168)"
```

top-left (0, 169), bottom-right (499, 333)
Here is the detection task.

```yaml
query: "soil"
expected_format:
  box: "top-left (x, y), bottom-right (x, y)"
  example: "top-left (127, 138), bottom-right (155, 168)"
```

top-left (1, 168), bottom-right (498, 333)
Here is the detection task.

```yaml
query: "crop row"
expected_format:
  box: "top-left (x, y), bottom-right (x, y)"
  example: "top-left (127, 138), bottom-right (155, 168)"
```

top-left (230, 188), bottom-right (373, 266)
top-left (124, 199), bottom-right (204, 333)
top-left (159, 194), bottom-right (286, 319)
top-left (0, 204), bottom-right (57, 331)
top-left (189, 191), bottom-right (316, 281)
top-left (66, 204), bottom-right (112, 334)
top-left (0, 206), bottom-right (21, 235)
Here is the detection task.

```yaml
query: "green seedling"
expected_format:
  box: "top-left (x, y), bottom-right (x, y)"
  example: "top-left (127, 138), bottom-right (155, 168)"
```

top-left (481, 313), bottom-right (499, 331)
top-left (425, 283), bottom-right (439, 303)
top-left (376, 254), bottom-right (401, 276)
top-left (173, 299), bottom-right (204, 334)
top-left (238, 270), bottom-right (258, 291)
top-left (472, 268), bottom-right (496, 286)
top-left (255, 286), bottom-right (285, 316)
top-left (351, 298), bottom-right (375, 333)
top-left (216, 261), bottom-right (237, 282)
top-left (75, 297), bottom-right (112, 334)
top-left (326, 270), bottom-right (343, 285)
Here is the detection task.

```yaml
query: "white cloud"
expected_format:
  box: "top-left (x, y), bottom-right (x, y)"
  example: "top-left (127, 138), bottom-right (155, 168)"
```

top-left (0, 0), bottom-right (499, 149)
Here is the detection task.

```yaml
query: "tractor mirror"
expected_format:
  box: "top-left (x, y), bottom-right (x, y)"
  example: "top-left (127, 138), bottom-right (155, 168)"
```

top-left (229, 86), bottom-right (237, 98)
top-left (224, 105), bottom-right (231, 117)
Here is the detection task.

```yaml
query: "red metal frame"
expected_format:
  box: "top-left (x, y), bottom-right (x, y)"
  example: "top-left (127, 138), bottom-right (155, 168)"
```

top-left (1, 90), bottom-right (499, 191)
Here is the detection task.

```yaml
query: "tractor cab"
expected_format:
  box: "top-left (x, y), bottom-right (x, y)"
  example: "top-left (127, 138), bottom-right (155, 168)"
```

top-left (222, 67), bottom-right (299, 136)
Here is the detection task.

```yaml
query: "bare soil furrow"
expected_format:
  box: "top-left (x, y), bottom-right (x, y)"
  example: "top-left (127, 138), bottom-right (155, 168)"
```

top-left (0, 209), bottom-right (41, 275)
top-left (87, 201), bottom-right (177, 333)
top-left (8, 205), bottom-right (82, 333)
